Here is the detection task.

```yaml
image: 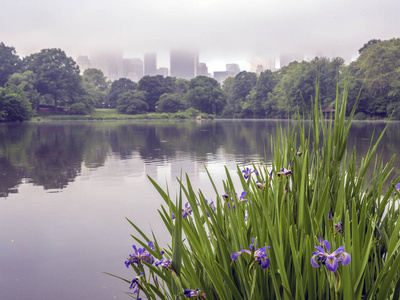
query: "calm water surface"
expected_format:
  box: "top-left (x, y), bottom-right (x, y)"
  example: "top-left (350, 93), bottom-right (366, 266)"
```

top-left (0, 119), bottom-right (399, 300)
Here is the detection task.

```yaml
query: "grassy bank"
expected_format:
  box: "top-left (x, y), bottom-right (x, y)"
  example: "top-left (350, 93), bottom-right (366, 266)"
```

top-left (32, 108), bottom-right (214, 121)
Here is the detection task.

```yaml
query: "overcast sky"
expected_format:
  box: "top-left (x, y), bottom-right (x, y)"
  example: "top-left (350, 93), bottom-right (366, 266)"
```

top-left (1, 0), bottom-right (399, 72)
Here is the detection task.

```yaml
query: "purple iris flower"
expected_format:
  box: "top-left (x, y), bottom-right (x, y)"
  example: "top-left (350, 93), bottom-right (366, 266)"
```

top-left (396, 182), bottom-right (400, 192)
top-left (256, 181), bottom-right (266, 190)
top-left (203, 200), bottom-right (216, 217)
top-left (335, 222), bottom-right (343, 233)
top-left (184, 288), bottom-right (201, 298)
top-left (125, 241), bottom-right (156, 267)
top-left (155, 258), bottom-right (172, 269)
top-left (172, 202), bottom-right (193, 219)
top-left (231, 238), bottom-right (270, 269)
top-left (277, 160), bottom-right (293, 177)
top-left (296, 148), bottom-right (302, 156)
top-left (242, 167), bottom-right (259, 179)
top-left (129, 272), bottom-right (143, 293)
top-left (227, 191), bottom-right (248, 209)
top-left (311, 240), bottom-right (351, 272)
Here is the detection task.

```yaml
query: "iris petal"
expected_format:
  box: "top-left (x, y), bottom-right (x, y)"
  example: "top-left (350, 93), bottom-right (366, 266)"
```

top-left (311, 255), bottom-right (321, 268)
top-left (325, 255), bottom-right (338, 272)
top-left (231, 252), bottom-right (241, 260)
top-left (340, 252), bottom-right (351, 265)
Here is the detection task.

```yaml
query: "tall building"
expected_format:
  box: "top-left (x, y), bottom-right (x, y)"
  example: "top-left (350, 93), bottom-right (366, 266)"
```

top-left (197, 63), bottom-right (208, 77)
top-left (213, 71), bottom-right (229, 84)
top-left (157, 67), bottom-right (169, 77)
top-left (89, 50), bottom-right (123, 81)
top-left (170, 49), bottom-right (198, 80)
top-left (76, 55), bottom-right (91, 74)
top-left (226, 64), bottom-right (240, 77)
top-left (144, 53), bottom-right (157, 76)
top-left (122, 58), bottom-right (143, 82)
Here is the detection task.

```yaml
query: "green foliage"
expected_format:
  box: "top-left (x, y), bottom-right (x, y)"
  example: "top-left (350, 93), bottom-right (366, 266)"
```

top-left (117, 90), bottom-right (148, 115)
top-left (68, 103), bottom-right (90, 115)
top-left (0, 42), bottom-right (21, 87)
top-left (82, 68), bottom-right (110, 108)
top-left (112, 85), bottom-right (400, 299)
top-left (108, 78), bottom-right (137, 108)
top-left (347, 38), bottom-right (400, 118)
top-left (0, 86), bottom-right (32, 121)
top-left (186, 76), bottom-right (227, 115)
top-left (23, 48), bottom-right (82, 110)
top-left (223, 71), bottom-right (257, 117)
top-left (7, 71), bottom-right (40, 109)
top-left (156, 93), bottom-right (186, 113)
top-left (138, 75), bottom-right (176, 112)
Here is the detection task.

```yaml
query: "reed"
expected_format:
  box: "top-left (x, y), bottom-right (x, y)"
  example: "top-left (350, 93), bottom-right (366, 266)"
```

top-left (108, 84), bottom-right (400, 299)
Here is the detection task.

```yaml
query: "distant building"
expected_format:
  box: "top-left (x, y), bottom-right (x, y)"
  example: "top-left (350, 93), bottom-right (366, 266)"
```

top-left (90, 50), bottom-right (123, 81)
top-left (122, 58), bottom-right (143, 82)
top-left (144, 53), bottom-right (157, 76)
top-left (213, 71), bottom-right (230, 84)
top-left (197, 63), bottom-right (208, 77)
top-left (157, 67), bottom-right (169, 77)
top-left (255, 64), bottom-right (264, 75)
top-left (250, 55), bottom-right (276, 72)
top-left (76, 55), bottom-right (91, 74)
top-left (226, 64), bottom-right (240, 77)
top-left (280, 53), bottom-right (304, 68)
top-left (170, 49), bottom-right (198, 80)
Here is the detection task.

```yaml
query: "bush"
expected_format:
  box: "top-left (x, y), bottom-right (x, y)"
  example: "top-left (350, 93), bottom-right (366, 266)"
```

top-left (68, 103), bottom-right (89, 115)
top-left (353, 112), bottom-right (368, 120)
top-left (116, 90), bottom-right (148, 115)
top-left (0, 87), bottom-right (32, 122)
top-left (156, 93), bottom-right (186, 113)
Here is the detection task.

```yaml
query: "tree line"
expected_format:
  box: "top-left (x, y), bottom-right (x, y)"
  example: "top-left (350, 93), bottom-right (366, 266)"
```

top-left (1, 38), bottom-right (400, 121)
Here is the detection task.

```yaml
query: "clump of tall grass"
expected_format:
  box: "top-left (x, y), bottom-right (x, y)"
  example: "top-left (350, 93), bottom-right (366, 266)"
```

top-left (108, 84), bottom-right (400, 299)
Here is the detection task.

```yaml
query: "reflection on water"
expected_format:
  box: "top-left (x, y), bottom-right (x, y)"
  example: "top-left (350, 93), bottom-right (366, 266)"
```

top-left (0, 120), bottom-right (281, 196)
top-left (0, 119), bottom-right (399, 300)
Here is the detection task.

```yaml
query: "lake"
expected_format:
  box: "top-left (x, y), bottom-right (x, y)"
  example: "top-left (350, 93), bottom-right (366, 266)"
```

top-left (0, 119), bottom-right (399, 300)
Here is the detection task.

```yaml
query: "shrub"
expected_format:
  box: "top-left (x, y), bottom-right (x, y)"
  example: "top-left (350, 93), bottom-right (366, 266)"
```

top-left (117, 91), bottom-right (148, 115)
top-left (156, 93), bottom-right (186, 113)
top-left (68, 103), bottom-right (89, 115)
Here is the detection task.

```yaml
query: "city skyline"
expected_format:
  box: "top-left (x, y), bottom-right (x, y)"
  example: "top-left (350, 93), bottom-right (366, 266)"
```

top-left (2, 0), bottom-right (399, 75)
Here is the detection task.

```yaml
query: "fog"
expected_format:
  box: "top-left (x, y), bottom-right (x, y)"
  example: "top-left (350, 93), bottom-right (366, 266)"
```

top-left (1, 0), bottom-right (399, 72)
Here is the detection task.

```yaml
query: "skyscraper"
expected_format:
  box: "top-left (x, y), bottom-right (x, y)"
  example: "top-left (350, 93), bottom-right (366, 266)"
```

top-left (170, 49), bottom-right (198, 80)
top-left (144, 53), bottom-right (157, 76)
top-left (197, 63), bottom-right (208, 77)
top-left (122, 58), bottom-right (143, 82)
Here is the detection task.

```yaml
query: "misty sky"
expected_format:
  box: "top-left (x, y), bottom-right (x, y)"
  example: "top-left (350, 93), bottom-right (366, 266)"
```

top-left (1, 0), bottom-right (400, 72)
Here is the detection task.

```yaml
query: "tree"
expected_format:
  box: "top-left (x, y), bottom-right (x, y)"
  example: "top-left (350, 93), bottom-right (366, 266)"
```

top-left (347, 38), bottom-right (400, 118)
top-left (156, 93), bottom-right (186, 113)
top-left (107, 78), bottom-right (137, 108)
top-left (82, 68), bottom-right (110, 108)
top-left (0, 86), bottom-right (32, 122)
top-left (225, 71), bottom-right (257, 117)
top-left (0, 42), bottom-right (21, 87)
top-left (23, 48), bottom-right (82, 111)
top-left (247, 70), bottom-right (276, 118)
top-left (186, 76), bottom-right (226, 115)
top-left (7, 71), bottom-right (40, 109)
top-left (116, 90), bottom-right (148, 114)
top-left (138, 75), bottom-right (175, 111)
top-left (358, 39), bottom-right (381, 54)
top-left (82, 68), bottom-right (109, 91)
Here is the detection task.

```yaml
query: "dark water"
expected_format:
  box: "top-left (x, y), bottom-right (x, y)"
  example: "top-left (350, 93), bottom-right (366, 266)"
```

top-left (0, 119), bottom-right (399, 300)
